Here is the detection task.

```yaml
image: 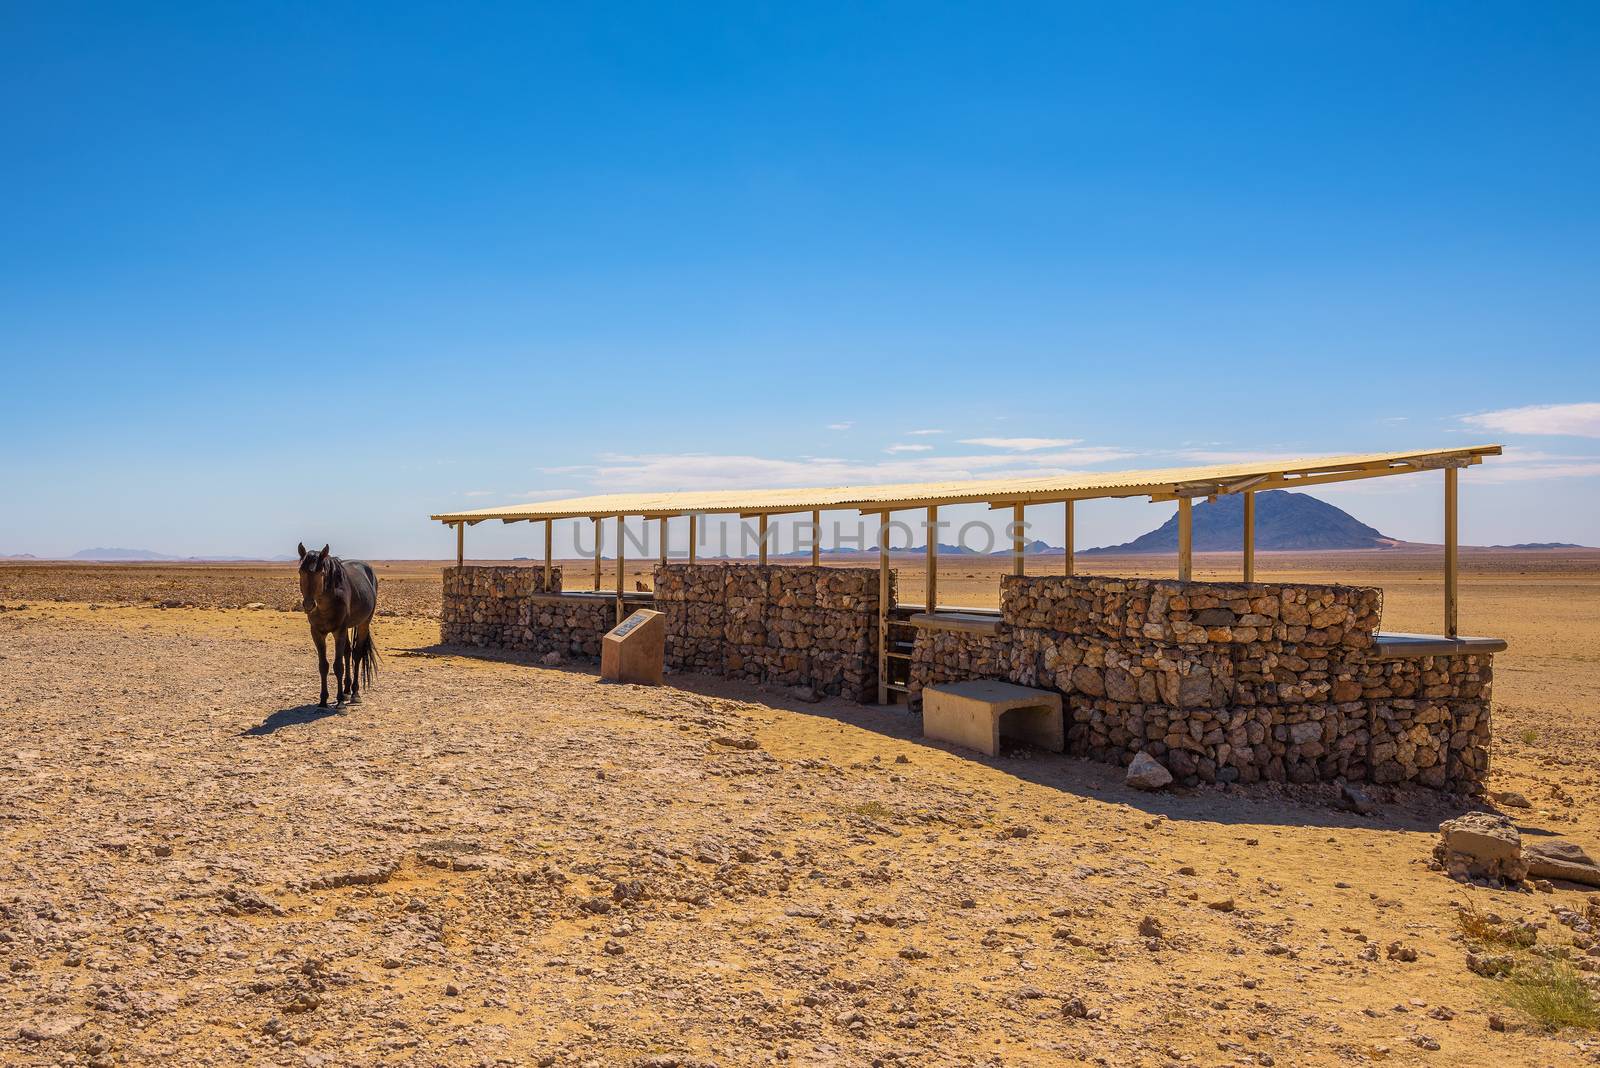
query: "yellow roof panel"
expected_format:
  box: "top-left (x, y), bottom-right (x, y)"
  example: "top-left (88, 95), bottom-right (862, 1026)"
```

top-left (429, 444), bottom-right (1501, 523)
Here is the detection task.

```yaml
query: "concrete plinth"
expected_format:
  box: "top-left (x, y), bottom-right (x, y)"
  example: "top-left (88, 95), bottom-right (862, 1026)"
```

top-left (601, 609), bottom-right (665, 686)
top-left (922, 679), bottom-right (1063, 757)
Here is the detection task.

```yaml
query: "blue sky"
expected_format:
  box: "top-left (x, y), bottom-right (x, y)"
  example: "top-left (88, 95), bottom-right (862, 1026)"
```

top-left (2, 2), bottom-right (1597, 558)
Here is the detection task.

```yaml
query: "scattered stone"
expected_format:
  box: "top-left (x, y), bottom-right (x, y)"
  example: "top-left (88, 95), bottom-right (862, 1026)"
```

top-left (1206, 898), bottom-right (1236, 913)
top-left (1386, 942), bottom-right (1418, 962)
top-left (1340, 783), bottom-right (1379, 816)
top-left (416, 839), bottom-right (507, 872)
top-left (897, 946), bottom-right (930, 960)
top-left (1124, 751), bottom-right (1173, 791)
top-left (301, 860), bottom-right (399, 891)
top-left (1061, 997), bottom-right (1088, 1019)
top-left (611, 879), bottom-right (649, 903)
top-left (18, 1016), bottom-right (87, 1041)
top-left (1138, 916), bottom-right (1163, 939)
top-left (1494, 790), bottom-right (1531, 809)
top-left (1434, 813), bottom-right (1528, 883)
top-left (1466, 952), bottom-right (1514, 978)
top-left (541, 651), bottom-right (562, 666)
top-left (1524, 839), bottom-right (1600, 887)
top-left (712, 735), bottom-right (761, 751)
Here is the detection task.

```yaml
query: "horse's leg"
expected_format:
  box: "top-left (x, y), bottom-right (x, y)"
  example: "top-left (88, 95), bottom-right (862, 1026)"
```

top-left (333, 629), bottom-right (349, 704)
top-left (313, 629), bottom-right (329, 707)
top-left (349, 624), bottom-right (366, 702)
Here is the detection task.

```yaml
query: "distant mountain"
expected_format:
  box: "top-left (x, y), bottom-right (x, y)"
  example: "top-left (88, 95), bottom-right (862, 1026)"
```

top-left (73, 548), bottom-right (172, 560)
top-left (0, 553), bottom-right (39, 560)
top-left (777, 542), bottom-right (992, 558)
top-left (993, 539), bottom-right (1060, 557)
top-left (1083, 491), bottom-right (1396, 554)
top-left (1488, 542), bottom-right (1588, 550)
top-left (70, 548), bottom-right (297, 562)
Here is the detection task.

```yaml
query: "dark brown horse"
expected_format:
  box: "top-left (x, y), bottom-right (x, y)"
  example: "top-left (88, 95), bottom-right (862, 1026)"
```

top-left (296, 543), bottom-right (379, 707)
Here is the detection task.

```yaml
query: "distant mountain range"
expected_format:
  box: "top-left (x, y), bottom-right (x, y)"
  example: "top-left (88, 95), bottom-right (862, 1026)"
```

top-left (55, 548), bottom-right (296, 562)
top-left (0, 508), bottom-right (1589, 563)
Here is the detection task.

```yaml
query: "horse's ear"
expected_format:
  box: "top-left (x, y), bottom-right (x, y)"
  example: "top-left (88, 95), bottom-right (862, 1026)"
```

top-left (319, 544), bottom-right (329, 559)
top-left (297, 542), bottom-right (306, 559)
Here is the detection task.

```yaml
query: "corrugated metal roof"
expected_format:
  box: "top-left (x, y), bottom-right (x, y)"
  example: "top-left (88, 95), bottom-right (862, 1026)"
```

top-left (429, 444), bottom-right (1502, 523)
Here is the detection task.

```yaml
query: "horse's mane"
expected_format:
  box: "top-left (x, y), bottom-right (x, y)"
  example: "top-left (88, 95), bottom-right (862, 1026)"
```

top-left (323, 553), bottom-right (345, 591)
top-left (302, 550), bottom-right (344, 591)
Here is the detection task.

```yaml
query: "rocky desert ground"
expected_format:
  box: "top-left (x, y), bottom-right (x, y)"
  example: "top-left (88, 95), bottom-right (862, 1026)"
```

top-left (2, 551), bottom-right (1599, 1067)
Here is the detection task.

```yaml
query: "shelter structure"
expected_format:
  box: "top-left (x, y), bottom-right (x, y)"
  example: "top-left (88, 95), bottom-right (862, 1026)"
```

top-left (430, 445), bottom-right (1506, 792)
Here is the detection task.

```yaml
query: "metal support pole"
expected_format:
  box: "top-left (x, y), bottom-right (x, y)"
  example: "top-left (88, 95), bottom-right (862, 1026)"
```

top-left (455, 522), bottom-right (464, 567)
top-left (925, 506), bottom-right (938, 613)
top-left (592, 518), bottom-right (601, 591)
top-left (689, 515), bottom-right (697, 564)
top-left (811, 509), bottom-right (821, 567)
top-left (758, 514), bottom-right (769, 565)
top-left (1178, 498), bottom-right (1193, 582)
top-left (658, 517), bottom-right (667, 566)
top-left (1445, 467), bottom-right (1458, 638)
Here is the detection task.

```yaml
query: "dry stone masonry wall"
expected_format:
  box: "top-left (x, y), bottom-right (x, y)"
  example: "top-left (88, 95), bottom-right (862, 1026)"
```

top-left (441, 564), bottom-right (1491, 793)
top-left (912, 575), bottom-right (1491, 793)
top-left (441, 565), bottom-right (616, 659)
top-left (654, 564), bottom-right (887, 700)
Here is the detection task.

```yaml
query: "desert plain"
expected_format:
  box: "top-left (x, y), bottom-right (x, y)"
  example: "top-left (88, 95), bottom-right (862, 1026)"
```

top-left (2, 549), bottom-right (1599, 1067)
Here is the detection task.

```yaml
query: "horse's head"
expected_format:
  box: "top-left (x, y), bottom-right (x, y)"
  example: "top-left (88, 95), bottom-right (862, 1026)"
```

top-left (296, 542), bottom-right (342, 613)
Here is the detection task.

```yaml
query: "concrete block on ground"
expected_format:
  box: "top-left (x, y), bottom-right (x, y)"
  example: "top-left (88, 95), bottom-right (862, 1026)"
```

top-left (922, 679), bottom-right (1064, 757)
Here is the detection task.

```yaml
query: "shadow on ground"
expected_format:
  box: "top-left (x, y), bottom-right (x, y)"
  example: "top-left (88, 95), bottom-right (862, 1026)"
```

top-left (398, 641), bottom-right (1484, 834)
top-left (242, 704), bottom-right (343, 736)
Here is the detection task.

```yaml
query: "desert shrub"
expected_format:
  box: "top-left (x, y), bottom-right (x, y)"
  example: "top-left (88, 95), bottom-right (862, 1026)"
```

top-left (1503, 962), bottom-right (1600, 1032)
top-left (1457, 901), bottom-right (1536, 949)
top-left (848, 799), bottom-right (894, 820)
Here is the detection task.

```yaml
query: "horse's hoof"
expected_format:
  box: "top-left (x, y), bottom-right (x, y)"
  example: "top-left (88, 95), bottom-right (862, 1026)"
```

top-left (318, 700), bottom-right (329, 708)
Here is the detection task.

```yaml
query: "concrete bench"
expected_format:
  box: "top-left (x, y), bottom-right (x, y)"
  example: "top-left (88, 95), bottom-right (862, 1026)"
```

top-left (921, 680), bottom-right (1064, 757)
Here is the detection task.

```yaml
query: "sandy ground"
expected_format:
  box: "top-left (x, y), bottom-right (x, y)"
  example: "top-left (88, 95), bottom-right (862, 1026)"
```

top-left (2, 554), bottom-right (1599, 1066)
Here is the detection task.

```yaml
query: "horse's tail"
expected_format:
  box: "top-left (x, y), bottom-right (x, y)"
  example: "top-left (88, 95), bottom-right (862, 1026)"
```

top-left (354, 627), bottom-right (380, 689)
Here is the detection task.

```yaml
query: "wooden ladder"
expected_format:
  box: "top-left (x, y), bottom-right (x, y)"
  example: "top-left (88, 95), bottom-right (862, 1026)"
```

top-left (882, 607), bottom-right (918, 702)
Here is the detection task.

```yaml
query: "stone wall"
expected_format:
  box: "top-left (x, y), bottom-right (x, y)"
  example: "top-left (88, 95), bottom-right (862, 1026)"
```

top-left (654, 564), bottom-right (887, 700)
top-left (440, 565), bottom-right (615, 659)
top-left (440, 565), bottom-right (1492, 793)
top-left (911, 575), bottom-right (1492, 793)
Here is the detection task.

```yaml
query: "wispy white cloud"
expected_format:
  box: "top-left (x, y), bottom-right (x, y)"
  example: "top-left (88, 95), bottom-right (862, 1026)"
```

top-left (885, 443), bottom-right (933, 454)
top-left (1171, 449), bottom-right (1306, 465)
top-left (575, 446), bottom-right (1134, 491)
top-left (462, 489), bottom-right (495, 497)
top-left (907, 428), bottom-right (944, 436)
top-left (1471, 447), bottom-right (1600, 483)
top-left (1462, 402), bottom-right (1600, 439)
top-left (511, 489), bottom-right (577, 501)
top-left (958, 437), bottom-right (1081, 451)
top-left (826, 422), bottom-right (854, 431)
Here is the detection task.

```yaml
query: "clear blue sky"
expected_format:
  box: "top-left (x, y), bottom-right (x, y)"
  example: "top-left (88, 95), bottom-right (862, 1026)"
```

top-left (3, 2), bottom-right (1597, 558)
